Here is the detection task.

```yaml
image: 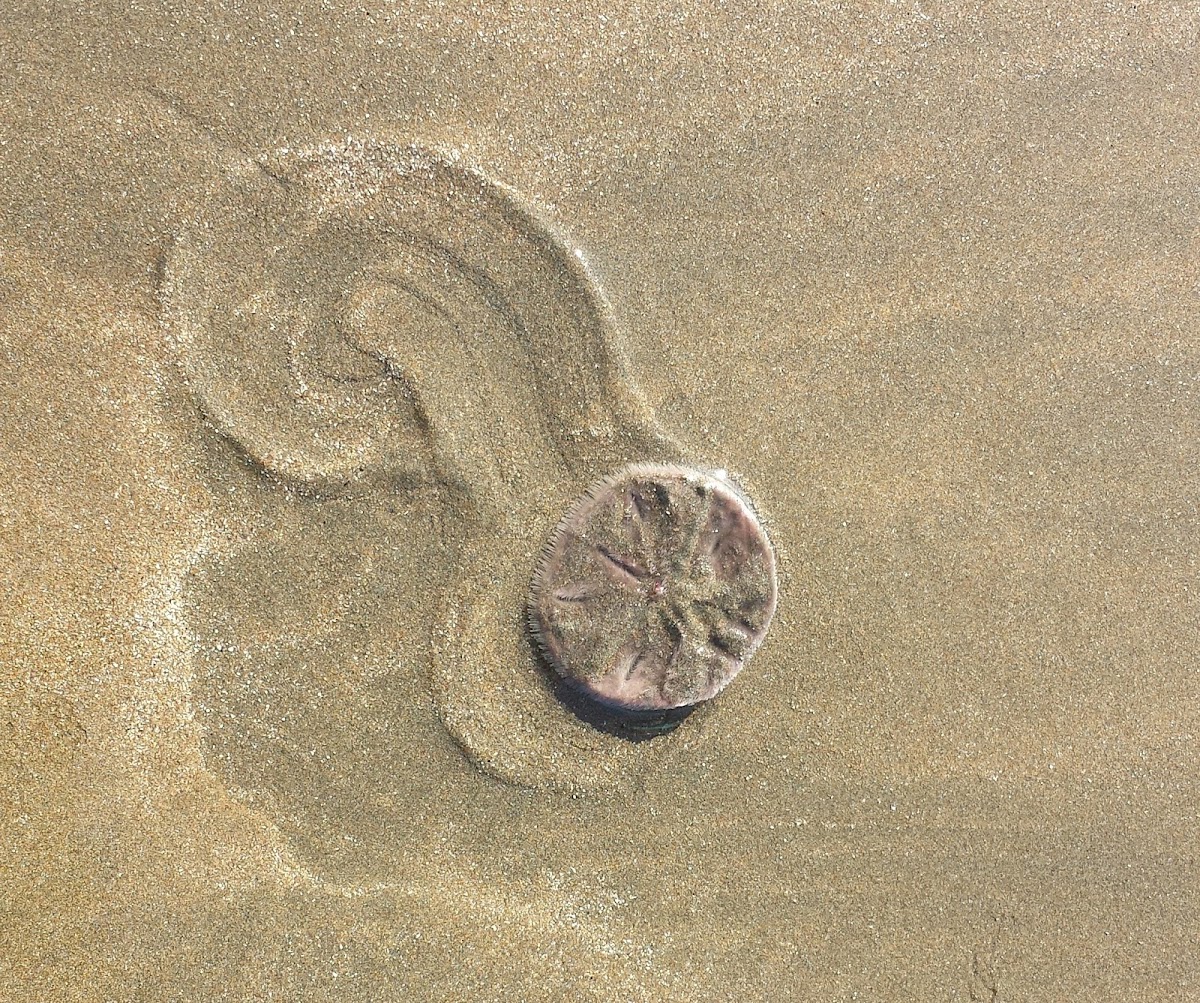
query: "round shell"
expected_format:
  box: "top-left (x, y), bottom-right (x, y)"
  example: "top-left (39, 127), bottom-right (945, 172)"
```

top-left (530, 464), bottom-right (777, 713)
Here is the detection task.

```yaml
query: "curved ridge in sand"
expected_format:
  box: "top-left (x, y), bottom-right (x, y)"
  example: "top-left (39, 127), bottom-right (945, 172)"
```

top-left (164, 137), bottom-right (695, 793)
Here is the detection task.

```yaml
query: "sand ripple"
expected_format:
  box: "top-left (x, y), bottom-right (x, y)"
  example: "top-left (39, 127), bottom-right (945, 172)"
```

top-left (164, 137), bottom-right (691, 794)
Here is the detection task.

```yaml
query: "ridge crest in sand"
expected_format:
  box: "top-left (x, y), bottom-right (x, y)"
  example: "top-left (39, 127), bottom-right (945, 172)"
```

top-left (163, 136), bottom-right (766, 795)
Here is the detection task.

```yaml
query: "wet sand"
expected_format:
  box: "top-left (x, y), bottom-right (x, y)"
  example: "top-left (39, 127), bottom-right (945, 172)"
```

top-left (3, 5), bottom-right (1199, 999)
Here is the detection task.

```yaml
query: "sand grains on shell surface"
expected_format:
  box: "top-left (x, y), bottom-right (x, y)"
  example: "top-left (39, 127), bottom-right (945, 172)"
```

top-left (530, 463), bottom-right (777, 712)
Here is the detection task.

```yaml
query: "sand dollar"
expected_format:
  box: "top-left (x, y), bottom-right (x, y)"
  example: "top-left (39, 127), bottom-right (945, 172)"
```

top-left (530, 464), bottom-right (777, 718)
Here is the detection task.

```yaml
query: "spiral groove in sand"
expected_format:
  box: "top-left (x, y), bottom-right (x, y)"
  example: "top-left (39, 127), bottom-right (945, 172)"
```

top-left (164, 137), bottom-right (696, 794)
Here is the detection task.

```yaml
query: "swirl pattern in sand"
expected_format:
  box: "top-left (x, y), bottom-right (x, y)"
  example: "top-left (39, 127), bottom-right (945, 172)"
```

top-left (163, 137), bottom-right (705, 795)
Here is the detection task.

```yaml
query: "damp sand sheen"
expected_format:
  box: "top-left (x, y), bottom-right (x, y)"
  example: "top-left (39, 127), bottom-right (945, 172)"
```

top-left (163, 137), bottom-right (779, 793)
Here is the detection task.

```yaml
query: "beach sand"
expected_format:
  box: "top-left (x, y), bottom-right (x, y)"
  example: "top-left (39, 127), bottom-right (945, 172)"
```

top-left (2, 4), bottom-right (1198, 999)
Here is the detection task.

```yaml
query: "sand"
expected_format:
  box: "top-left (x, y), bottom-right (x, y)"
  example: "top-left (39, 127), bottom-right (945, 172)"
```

top-left (2, 4), bottom-right (1198, 999)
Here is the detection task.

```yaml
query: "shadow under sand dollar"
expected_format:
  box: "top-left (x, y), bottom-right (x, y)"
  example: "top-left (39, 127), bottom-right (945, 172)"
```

top-left (164, 136), bottom-right (733, 803)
